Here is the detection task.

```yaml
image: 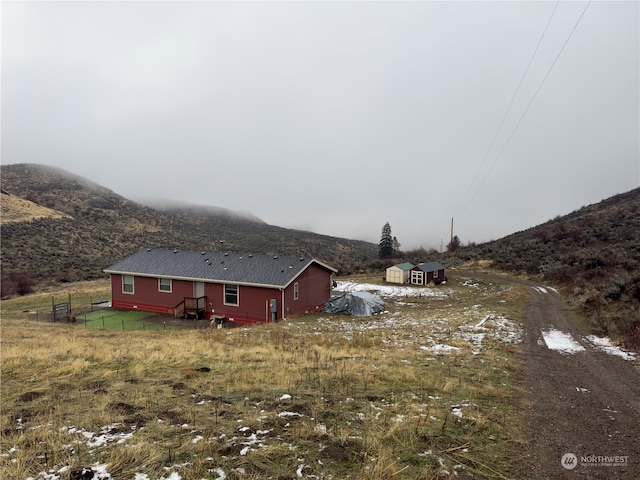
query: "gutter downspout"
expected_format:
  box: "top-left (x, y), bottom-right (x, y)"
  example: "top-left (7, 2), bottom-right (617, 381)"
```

top-left (281, 288), bottom-right (286, 322)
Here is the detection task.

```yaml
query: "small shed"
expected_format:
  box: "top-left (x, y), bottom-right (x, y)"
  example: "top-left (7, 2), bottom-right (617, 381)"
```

top-left (385, 262), bottom-right (415, 284)
top-left (410, 262), bottom-right (446, 286)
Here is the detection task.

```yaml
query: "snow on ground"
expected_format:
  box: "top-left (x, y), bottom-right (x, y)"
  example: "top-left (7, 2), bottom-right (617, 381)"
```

top-left (586, 335), bottom-right (636, 360)
top-left (333, 281), bottom-right (453, 298)
top-left (540, 329), bottom-right (586, 354)
top-left (302, 280), bottom-right (522, 355)
top-left (538, 329), bottom-right (636, 361)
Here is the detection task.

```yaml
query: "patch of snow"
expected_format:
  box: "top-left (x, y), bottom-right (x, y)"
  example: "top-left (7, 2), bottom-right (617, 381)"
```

top-left (586, 335), bottom-right (636, 360)
top-left (541, 329), bottom-right (585, 354)
top-left (212, 467), bottom-right (227, 480)
top-left (334, 281), bottom-right (452, 298)
top-left (451, 408), bottom-right (463, 418)
top-left (420, 344), bottom-right (460, 354)
top-left (278, 411), bottom-right (302, 418)
top-left (160, 473), bottom-right (182, 480)
top-left (279, 394), bottom-right (292, 401)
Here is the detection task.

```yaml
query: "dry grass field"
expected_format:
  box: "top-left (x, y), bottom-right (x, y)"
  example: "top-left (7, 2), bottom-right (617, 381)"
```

top-left (1, 275), bottom-right (530, 479)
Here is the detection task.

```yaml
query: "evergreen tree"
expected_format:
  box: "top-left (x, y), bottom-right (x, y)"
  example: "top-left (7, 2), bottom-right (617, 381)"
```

top-left (447, 235), bottom-right (461, 253)
top-left (392, 236), bottom-right (401, 254)
top-left (379, 222), bottom-right (394, 258)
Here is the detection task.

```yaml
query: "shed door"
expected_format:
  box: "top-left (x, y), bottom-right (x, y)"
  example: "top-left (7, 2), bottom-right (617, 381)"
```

top-left (194, 282), bottom-right (205, 297)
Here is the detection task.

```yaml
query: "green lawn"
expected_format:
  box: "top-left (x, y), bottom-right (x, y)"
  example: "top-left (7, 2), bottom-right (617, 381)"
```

top-left (78, 309), bottom-right (182, 330)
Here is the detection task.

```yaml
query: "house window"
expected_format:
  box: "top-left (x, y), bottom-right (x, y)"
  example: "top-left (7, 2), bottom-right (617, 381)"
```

top-left (294, 282), bottom-right (299, 300)
top-left (159, 278), bottom-right (172, 293)
top-left (122, 275), bottom-right (134, 294)
top-left (224, 284), bottom-right (239, 306)
top-left (433, 270), bottom-right (439, 279)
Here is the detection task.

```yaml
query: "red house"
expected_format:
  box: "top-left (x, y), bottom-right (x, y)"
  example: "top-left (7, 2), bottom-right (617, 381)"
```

top-left (104, 248), bottom-right (337, 324)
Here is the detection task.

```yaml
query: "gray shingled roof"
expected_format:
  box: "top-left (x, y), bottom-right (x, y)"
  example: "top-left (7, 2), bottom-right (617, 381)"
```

top-left (415, 262), bottom-right (445, 273)
top-left (392, 262), bottom-right (415, 271)
top-left (104, 249), bottom-right (336, 288)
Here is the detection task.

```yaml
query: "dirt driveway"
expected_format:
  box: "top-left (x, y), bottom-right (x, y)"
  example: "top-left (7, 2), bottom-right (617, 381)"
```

top-left (511, 285), bottom-right (640, 479)
top-left (452, 272), bottom-right (639, 478)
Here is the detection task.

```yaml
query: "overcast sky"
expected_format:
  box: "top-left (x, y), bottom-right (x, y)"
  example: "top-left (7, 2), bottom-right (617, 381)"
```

top-left (2, 1), bottom-right (638, 249)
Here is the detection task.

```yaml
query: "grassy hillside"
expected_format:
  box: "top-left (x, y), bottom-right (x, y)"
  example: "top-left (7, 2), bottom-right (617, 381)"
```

top-left (0, 192), bottom-right (72, 223)
top-left (448, 188), bottom-right (640, 347)
top-left (0, 164), bottom-right (377, 290)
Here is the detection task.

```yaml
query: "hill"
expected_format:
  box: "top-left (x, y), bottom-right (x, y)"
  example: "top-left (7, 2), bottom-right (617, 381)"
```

top-left (0, 164), bottom-right (377, 290)
top-left (0, 191), bottom-right (72, 223)
top-left (450, 188), bottom-right (640, 347)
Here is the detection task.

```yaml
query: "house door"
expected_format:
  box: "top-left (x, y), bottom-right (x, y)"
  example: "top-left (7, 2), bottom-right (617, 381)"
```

top-left (194, 282), bottom-right (205, 298)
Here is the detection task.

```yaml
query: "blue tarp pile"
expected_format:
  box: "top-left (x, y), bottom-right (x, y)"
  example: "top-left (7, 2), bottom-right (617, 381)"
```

top-left (323, 291), bottom-right (385, 317)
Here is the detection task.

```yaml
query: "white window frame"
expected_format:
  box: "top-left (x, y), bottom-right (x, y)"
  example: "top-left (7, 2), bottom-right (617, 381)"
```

top-left (224, 284), bottom-right (239, 306)
top-left (294, 282), bottom-right (299, 300)
top-left (159, 277), bottom-right (172, 293)
top-left (122, 275), bottom-right (134, 294)
top-left (410, 270), bottom-right (424, 285)
top-left (432, 270), bottom-right (439, 279)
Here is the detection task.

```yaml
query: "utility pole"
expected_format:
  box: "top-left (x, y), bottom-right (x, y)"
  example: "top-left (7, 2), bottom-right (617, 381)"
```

top-left (450, 217), bottom-right (454, 254)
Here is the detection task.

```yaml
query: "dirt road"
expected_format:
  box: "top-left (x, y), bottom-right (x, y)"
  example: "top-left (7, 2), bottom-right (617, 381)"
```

top-left (510, 283), bottom-right (640, 479)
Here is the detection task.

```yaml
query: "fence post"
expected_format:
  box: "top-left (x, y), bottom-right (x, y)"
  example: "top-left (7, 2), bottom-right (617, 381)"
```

top-left (122, 318), bottom-right (125, 331)
top-left (102, 316), bottom-right (105, 328)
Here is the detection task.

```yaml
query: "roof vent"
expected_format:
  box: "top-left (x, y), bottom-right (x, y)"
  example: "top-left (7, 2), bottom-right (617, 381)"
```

top-left (204, 258), bottom-right (209, 262)
top-left (224, 253), bottom-right (229, 256)
top-left (239, 256), bottom-right (242, 259)
top-left (281, 269), bottom-right (285, 272)
top-left (173, 249), bottom-right (178, 253)
top-left (201, 252), bottom-right (205, 255)
top-left (248, 254), bottom-right (253, 258)
top-left (300, 258), bottom-right (304, 261)
top-left (147, 248), bottom-right (151, 252)
top-left (273, 256), bottom-right (278, 259)
top-left (289, 265), bottom-right (293, 269)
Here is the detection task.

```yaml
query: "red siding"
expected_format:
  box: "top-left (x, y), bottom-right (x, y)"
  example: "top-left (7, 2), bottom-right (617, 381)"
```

top-left (110, 274), bottom-right (195, 314)
top-left (109, 262), bottom-right (334, 324)
top-left (282, 263), bottom-right (333, 317)
top-left (409, 268), bottom-right (445, 286)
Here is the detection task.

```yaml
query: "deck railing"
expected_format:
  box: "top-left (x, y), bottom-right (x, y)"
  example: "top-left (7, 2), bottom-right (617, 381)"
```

top-left (174, 296), bottom-right (207, 319)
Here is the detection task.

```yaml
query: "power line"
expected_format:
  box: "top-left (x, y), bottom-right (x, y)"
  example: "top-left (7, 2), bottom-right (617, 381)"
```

top-left (456, 0), bottom-right (592, 219)
top-left (455, 1), bottom-right (560, 219)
